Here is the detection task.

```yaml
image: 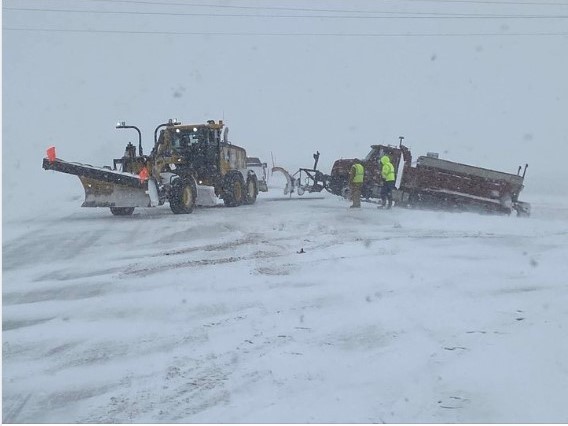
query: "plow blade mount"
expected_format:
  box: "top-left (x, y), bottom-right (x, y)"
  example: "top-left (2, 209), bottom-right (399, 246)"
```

top-left (43, 157), bottom-right (158, 208)
top-left (195, 185), bottom-right (217, 206)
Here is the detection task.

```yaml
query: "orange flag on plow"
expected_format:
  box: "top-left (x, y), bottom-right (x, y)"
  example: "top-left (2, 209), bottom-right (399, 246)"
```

top-left (138, 166), bottom-right (149, 183)
top-left (46, 146), bottom-right (56, 162)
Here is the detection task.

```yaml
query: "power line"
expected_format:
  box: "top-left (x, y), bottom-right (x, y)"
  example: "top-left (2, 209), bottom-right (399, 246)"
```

top-left (5, 6), bottom-right (568, 19)
top-left (4, 27), bottom-right (568, 37)
top-left (35, 0), bottom-right (568, 13)
top-left (395, 0), bottom-right (568, 5)
top-left (76, 0), bottom-right (568, 9)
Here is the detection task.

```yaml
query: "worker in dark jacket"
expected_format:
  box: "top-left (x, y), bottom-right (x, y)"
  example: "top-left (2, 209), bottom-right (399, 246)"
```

top-left (379, 155), bottom-right (396, 209)
top-left (349, 160), bottom-right (364, 208)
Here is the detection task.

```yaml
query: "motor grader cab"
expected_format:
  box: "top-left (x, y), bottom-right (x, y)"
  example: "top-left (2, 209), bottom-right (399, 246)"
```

top-left (42, 119), bottom-right (267, 215)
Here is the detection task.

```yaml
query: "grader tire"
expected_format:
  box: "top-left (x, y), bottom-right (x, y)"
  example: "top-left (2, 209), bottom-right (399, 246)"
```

top-left (244, 174), bottom-right (258, 205)
top-left (170, 178), bottom-right (197, 214)
top-left (223, 172), bottom-right (245, 207)
top-left (110, 207), bottom-right (135, 216)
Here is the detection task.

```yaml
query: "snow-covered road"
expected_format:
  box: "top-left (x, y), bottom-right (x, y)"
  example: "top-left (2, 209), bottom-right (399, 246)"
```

top-left (3, 188), bottom-right (568, 423)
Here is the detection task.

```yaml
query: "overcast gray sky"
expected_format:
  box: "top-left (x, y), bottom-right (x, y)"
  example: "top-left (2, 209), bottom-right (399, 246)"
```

top-left (3, 0), bottom-right (568, 213)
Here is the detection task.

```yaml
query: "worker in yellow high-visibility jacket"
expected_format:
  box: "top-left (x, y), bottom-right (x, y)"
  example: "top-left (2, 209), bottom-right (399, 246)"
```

top-left (349, 160), bottom-right (365, 208)
top-left (380, 155), bottom-right (396, 209)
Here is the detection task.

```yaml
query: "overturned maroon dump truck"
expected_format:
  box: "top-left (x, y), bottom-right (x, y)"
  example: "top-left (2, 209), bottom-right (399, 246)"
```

top-left (273, 137), bottom-right (531, 216)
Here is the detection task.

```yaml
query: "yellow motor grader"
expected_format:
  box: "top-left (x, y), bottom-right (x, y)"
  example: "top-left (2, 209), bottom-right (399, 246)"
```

top-left (42, 119), bottom-right (267, 215)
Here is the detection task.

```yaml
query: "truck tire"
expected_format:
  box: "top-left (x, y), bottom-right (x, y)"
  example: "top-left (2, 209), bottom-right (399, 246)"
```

top-left (407, 191), bottom-right (418, 208)
top-left (170, 178), bottom-right (197, 214)
top-left (223, 172), bottom-right (245, 207)
top-left (515, 201), bottom-right (531, 217)
top-left (244, 174), bottom-right (258, 205)
top-left (110, 207), bottom-right (135, 216)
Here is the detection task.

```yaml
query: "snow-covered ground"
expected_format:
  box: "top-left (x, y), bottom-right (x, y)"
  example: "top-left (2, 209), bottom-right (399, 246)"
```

top-left (4, 0), bottom-right (568, 421)
top-left (3, 178), bottom-right (568, 423)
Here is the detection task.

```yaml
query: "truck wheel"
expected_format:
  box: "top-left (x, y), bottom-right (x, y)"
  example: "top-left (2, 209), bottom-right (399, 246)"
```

top-left (170, 178), bottom-right (196, 214)
top-left (515, 201), bottom-right (531, 217)
top-left (223, 172), bottom-right (245, 207)
top-left (244, 174), bottom-right (258, 205)
top-left (110, 207), bottom-right (134, 216)
top-left (406, 192), bottom-right (416, 207)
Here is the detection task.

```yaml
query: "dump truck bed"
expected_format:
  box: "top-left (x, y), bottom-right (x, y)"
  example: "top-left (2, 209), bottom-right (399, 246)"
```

top-left (399, 154), bottom-right (528, 215)
top-left (416, 156), bottom-right (524, 187)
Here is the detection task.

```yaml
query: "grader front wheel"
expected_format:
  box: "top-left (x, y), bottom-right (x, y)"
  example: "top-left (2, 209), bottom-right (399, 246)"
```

top-left (170, 178), bottom-right (197, 214)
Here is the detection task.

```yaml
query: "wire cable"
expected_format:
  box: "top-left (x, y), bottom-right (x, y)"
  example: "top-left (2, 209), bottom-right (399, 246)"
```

top-left (11, 0), bottom-right (568, 13)
top-left (81, 0), bottom-right (568, 10)
top-left (5, 6), bottom-right (568, 19)
top-left (4, 27), bottom-right (568, 37)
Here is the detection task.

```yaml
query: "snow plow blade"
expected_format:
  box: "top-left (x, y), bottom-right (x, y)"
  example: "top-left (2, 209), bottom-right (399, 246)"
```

top-left (271, 166), bottom-right (296, 195)
top-left (42, 157), bottom-right (157, 208)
